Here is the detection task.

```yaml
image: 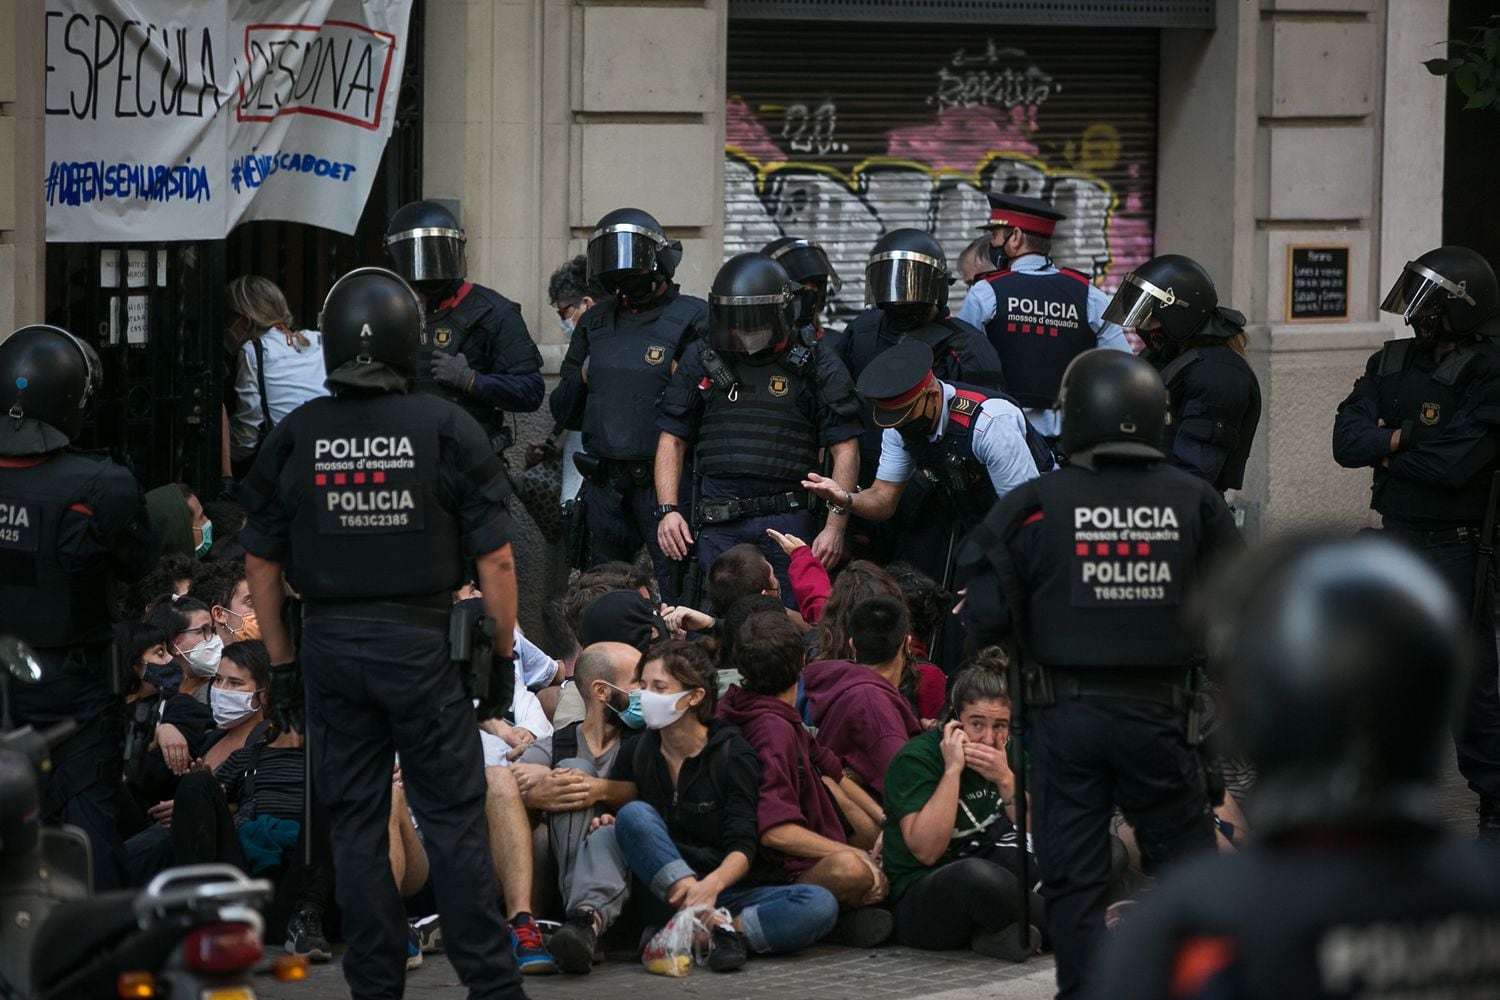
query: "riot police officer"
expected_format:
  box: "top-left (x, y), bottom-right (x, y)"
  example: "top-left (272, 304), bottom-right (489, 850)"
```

top-left (1333, 245), bottom-right (1500, 839)
top-left (385, 199), bottom-right (544, 453)
top-left (1101, 535), bottom-right (1500, 999)
top-left (958, 193), bottom-right (1131, 441)
top-left (0, 325), bottom-right (159, 890)
top-left (960, 349), bottom-right (1240, 999)
top-left (801, 338), bottom-right (1050, 587)
top-left (656, 254), bottom-right (863, 598)
top-left (1103, 254), bottom-right (1261, 492)
top-left (240, 268), bottom-right (527, 1000)
top-left (761, 235), bottom-right (842, 334)
top-left (549, 208), bottom-right (709, 599)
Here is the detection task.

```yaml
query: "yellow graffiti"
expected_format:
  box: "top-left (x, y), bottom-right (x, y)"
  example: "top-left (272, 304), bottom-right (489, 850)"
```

top-left (1063, 123), bottom-right (1122, 173)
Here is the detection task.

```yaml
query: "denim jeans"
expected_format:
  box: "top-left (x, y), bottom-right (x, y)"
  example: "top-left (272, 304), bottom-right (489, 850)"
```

top-left (612, 801), bottom-right (838, 954)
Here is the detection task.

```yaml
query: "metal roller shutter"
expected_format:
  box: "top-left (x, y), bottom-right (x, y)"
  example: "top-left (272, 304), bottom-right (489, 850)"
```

top-left (724, 20), bottom-right (1159, 325)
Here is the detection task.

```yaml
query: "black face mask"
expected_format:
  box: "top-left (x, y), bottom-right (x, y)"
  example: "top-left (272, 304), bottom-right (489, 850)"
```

top-left (897, 418), bottom-right (933, 449)
top-left (885, 304), bottom-right (930, 332)
top-left (1410, 311), bottom-right (1447, 343)
top-left (612, 273), bottom-right (660, 305)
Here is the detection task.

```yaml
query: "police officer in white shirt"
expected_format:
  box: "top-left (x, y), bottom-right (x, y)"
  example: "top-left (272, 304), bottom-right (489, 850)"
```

top-left (958, 193), bottom-right (1131, 442)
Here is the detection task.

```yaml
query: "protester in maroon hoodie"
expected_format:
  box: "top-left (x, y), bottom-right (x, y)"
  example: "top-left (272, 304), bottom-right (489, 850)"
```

top-left (717, 611), bottom-right (892, 947)
top-left (801, 596), bottom-right (925, 800)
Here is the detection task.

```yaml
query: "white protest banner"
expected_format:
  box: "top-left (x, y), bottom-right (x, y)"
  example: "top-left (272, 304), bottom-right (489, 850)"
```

top-left (44, 0), bottom-right (412, 242)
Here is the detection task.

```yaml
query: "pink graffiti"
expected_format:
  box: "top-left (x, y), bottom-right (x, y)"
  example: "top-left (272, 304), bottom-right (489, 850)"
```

top-left (1104, 215), bottom-right (1153, 291)
top-left (726, 98), bottom-right (786, 162)
top-left (884, 106), bottom-right (1039, 171)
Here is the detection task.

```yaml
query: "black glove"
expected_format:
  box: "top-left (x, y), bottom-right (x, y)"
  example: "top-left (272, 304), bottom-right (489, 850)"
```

top-left (268, 660), bottom-right (305, 736)
top-left (431, 351), bottom-right (475, 391)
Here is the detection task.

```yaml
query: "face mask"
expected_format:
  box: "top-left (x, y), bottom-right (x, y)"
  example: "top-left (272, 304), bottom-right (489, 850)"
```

top-left (177, 633), bottom-right (224, 678)
top-left (143, 657), bottom-right (181, 695)
top-left (211, 687), bottom-right (259, 728)
top-left (1410, 310), bottom-right (1447, 343)
top-left (612, 274), bottom-right (659, 304)
top-left (885, 304), bottom-right (929, 332)
top-left (604, 683), bottom-right (646, 730)
top-left (639, 688), bottom-right (692, 730)
top-left (559, 317), bottom-right (575, 337)
top-left (218, 607), bottom-right (260, 641)
top-left (195, 520), bottom-right (214, 558)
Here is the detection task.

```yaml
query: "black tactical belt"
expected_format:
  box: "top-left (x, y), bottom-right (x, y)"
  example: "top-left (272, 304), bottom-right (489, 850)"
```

top-left (302, 598), bottom-right (451, 631)
top-left (1049, 672), bottom-right (1189, 711)
top-left (600, 459), bottom-right (653, 488)
top-left (1387, 525), bottom-right (1479, 548)
top-left (698, 491), bottom-right (806, 526)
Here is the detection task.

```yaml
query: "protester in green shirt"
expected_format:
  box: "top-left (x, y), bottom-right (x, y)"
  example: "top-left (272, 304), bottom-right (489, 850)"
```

top-left (880, 655), bottom-right (1043, 960)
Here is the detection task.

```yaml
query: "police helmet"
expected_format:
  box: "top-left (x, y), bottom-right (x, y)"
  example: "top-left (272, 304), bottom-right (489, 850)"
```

top-left (865, 230), bottom-right (953, 310)
top-left (709, 254), bottom-right (800, 356)
top-left (319, 268), bottom-right (422, 387)
top-left (1206, 535), bottom-right (1465, 835)
top-left (0, 325), bottom-right (102, 455)
top-left (586, 208), bottom-right (682, 284)
top-left (385, 200), bottom-right (466, 286)
top-left (762, 237), bottom-right (843, 293)
top-left (1058, 349), bottom-right (1168, 460)
top-left (1380, 246), bottom-right (1499, 337)
top-left (1103, 254), bottom-right (1221, 343)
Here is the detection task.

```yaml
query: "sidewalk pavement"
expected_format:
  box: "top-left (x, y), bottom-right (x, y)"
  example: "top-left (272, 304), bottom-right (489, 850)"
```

top-left (254, 944), bottom-right (1059, 999)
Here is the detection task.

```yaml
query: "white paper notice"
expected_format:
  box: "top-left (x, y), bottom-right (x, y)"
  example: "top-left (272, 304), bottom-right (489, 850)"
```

top-left (126, 250), bottom-right (148, 289)
top-left (126, 297), bottom-right (148, 345)
top-left (100, 250), bottom-right (120, 288)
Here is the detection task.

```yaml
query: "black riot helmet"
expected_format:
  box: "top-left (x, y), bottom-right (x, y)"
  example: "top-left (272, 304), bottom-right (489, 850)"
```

top-left (1058, 349), bottom-right (1168, 461)
top-left (866, 229), bottom-right (953, 312)
top-left (1204, 535), bottom-right (1466, 835)
top-left (319, 268), bottom-right (423, 392)
top-left (709, 254), bottom-right (800, 356)
top-left (384, 200), bottom-right (466, 287)
top-left (587, 208), bottom-right (682, 289)
top-left (0, 325), bottom-right (103, 455)
top-left (1380, 246), bottom-right (1499, 338)
top-left (762, 236), bottom-right (842, 324)
top-left (1103, 254), bottom-right (1223, 344)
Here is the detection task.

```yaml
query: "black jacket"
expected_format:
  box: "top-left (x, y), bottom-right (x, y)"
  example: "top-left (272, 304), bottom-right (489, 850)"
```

top-left (612, 720), bottom-right (761, 877)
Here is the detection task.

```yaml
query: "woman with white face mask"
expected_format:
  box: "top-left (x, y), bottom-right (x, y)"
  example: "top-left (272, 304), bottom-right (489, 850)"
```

top-left (202, 641), bottom-right (269, 774)
top-left (164, 599), bottom-right (224, 705)
top-left (592, 640), bottom-right (838, 973)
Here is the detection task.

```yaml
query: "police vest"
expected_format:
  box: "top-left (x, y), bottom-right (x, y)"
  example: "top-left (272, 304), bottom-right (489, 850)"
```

top-left (695, 350), bottom-right (820, 485)
top-left (983, 268), bottom-right (1094, 409)
top-left (581, 294), bottom-right (705, 461)
top-left (907, 385), bottom-right (1054, 524)
top-left (0, 452), bottom-right (123, 647)
top-left (1374, 339), bottom-right (1499, 525)
top-left (1159, 347), bottom-right (1262, 492)
top-left (1024, 462), bottom-right (1208, 669)
top-left (415, 282), bottom-right (530, 438)
top-left (285, 395), bottom-right (466, 600)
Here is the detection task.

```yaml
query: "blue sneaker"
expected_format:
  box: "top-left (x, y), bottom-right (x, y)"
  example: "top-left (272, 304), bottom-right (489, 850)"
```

top-left (509, 914), bottom-right (558, 975)
top-left (406, 922), bottom-right (423, 971)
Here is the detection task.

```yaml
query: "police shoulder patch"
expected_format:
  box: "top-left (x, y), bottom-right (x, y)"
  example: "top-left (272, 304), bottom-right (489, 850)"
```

top-left (768, 374), bottom-right (790, 397)
top-left (952, 395), bottom-right (978, 415)
top-left (1420, 402), bottom-right (1441, 426)
top-left (645, 344), bottom-right (667, 366)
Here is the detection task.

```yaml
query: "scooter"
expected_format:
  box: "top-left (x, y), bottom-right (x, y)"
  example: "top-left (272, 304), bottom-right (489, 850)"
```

top-left (0, 636), bottom-right (280, 999)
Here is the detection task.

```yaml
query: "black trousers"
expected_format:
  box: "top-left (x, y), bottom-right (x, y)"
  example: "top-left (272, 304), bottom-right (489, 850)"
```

top-left (893, 856), bottom-right (1041, 950)
top-left (302, 617), bottom-right (525, 1000)
top-left (1030, 698), bottom-right (1214, 1000)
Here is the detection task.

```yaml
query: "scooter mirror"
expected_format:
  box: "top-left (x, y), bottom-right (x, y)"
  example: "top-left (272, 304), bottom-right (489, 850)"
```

top-left (0, 637), bottom-right (42, 684)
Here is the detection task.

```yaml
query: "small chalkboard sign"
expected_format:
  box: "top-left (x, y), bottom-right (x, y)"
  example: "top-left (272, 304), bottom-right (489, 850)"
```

top-left (1287, 245), bottom-right (1350, 322)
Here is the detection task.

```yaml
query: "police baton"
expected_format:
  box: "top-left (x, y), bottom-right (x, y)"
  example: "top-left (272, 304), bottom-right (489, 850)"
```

top-left (1471, 471), bottom-right (1500, 632)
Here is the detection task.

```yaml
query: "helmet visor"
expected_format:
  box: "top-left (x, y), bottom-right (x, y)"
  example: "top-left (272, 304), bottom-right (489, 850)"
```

top-left (587, 226), bottom-right (663, 281)
top-left (1102, 272), bottom-right (1175, 329)
top-left (865, 251), bottom-right (947, 306)
top-left (385, 227), bottom-right (465, 284)
top-left (709, 292), bottom-right (794, 355)
top-left (1380, 261), bottom-right (1477, 321)
top-left (768, 240), bottom-right (843, 294)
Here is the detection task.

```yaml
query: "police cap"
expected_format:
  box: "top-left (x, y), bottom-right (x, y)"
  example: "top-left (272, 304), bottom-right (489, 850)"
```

top-left (856, 339), bottom-right (937, 426)
top-left (978, 193), bottom-right (1066, 236)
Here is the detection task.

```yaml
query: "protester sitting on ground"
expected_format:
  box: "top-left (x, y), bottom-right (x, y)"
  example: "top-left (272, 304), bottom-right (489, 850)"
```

top-left (661, 541), bottom-right (817, 641)
top-left (148, 596), bottom-right (222, 708)
top-left (802, 595), bottom-right (926, 799)
top-left (201, 498), bottom-right (248, 563)
top-left (190, 559), bottom-right (259, 646)
top-left (813, 562), bottom-right (942, 726)
top-left (887, 562), bottom-right (955, 722)
top-left (128, 553), bottom-right (203, 618)
top-left (552, 589), bottom-right (666, 727)
top-left (144, 482), bottom-right (208, 559)
top-left (767, 528), bottom-right (832, 624)
top-left (536, 597), bottom-right (583, 719)
top-left (716, 611), bottom-right (892, 947)
top-left (713, 594), bottom-right (790, 691)
top-left (116, 620), bottom-right (187, 855)
top-left (881, 657), bottom-right (1043, 960)
top-left (600, 640), bottom-right (839, 971)
top-left (516, 642), bottom-right (645, 974)
top-left (388, 759), bottom-right (558, 975)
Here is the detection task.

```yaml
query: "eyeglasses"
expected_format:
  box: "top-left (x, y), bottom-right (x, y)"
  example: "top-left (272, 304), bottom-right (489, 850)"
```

top-left (177, 624), bottom-right (216, 643)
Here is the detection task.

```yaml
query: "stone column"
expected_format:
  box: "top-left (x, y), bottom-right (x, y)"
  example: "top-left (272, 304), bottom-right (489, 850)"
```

top-left (0, 0), bottom-right (46, 334)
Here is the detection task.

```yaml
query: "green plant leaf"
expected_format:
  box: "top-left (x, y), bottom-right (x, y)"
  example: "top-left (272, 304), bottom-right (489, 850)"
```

top-left (1464, 91), bottom-right (1488, 110)
top-left (1456, 63), bottom-right (1480, 95)
top-left (1424, 57), bottom-right (1460, 75)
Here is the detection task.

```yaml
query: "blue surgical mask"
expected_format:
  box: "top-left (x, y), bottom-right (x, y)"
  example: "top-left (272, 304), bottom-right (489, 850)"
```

top-left (143, 657), bottom-right (181, 695)
top-left (195, 520), bottom-right (214, 558)
top-left (604, 683), bottom-right (645, 730)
